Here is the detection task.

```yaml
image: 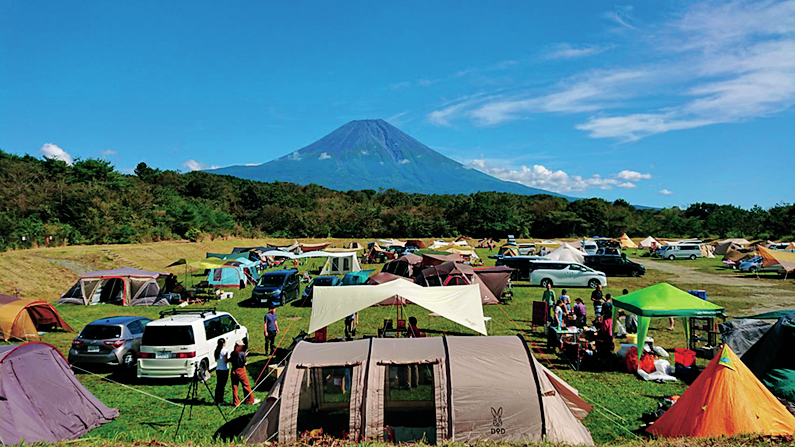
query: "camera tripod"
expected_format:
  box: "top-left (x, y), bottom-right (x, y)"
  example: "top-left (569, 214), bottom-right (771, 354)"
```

top-left (174, 364), bottom-right (228, 440)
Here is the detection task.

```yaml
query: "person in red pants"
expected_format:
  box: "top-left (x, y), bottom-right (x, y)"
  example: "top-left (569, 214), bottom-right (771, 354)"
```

top-left (230, 339), bottom-right (260, 407)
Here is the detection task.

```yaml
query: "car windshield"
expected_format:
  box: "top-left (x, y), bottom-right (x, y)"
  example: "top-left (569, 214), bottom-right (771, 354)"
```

top-left (142, 325), bottom-right (195, 346)
top-left (313, 278), bottom-right (336, 286)
top-left (80, 325), bottom-right (122, 340)
top-left (748, 256), bottom-right (762, 263)
top-left (258, 275), bottom-right (285, 287)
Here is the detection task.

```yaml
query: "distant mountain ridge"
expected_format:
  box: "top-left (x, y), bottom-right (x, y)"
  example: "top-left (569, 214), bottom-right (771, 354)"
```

top-left (209, 119), bottom-right (569, 197)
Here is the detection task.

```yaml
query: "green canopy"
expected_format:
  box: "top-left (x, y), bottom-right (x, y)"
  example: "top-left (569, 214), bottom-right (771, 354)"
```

top-left (612, 283), bottom-right (725, 363)
top-left (738, 309), bottom-right (795, 320)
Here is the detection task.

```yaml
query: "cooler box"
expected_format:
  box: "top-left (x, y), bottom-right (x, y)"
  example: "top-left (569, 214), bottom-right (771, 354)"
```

top-left (675, 348), bottom-right (696, 367)
top-left (687, 290), bottom-right (707, 300)
top-left (625, 333), bottom-right (637, 345)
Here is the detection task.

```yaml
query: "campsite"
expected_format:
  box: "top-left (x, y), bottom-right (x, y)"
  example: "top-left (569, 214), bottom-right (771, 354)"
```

top-left (1, 237), bottom-right (795, 446)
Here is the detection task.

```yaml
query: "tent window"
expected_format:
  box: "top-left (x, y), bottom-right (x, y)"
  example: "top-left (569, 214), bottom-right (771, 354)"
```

top-left (63, 282), bottom-right (83, 299)
top-left (384, 364), bottom-right (436, 443)
top-left (297, 366), bottom-right (352, 438)
top-left (343, 257), bottom-right (351, 272)
top-left (97, 278), bottom-right (124, 304)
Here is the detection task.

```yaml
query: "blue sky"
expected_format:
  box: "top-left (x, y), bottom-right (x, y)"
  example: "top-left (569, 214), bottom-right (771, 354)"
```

top-left (1, 1), bottom-right (793, 208)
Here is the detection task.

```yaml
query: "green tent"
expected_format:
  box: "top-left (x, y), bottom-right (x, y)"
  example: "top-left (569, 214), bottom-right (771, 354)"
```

top-left (738, 309), bottom-right (795, 320)
top-left (612, 283), bottom-right (725, 362)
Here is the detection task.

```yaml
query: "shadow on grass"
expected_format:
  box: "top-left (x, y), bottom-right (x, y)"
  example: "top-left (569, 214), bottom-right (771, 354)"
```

top-left (214, 414), bottom-right (254, 441)
top-left (422, 328), bottom-right (472, 337)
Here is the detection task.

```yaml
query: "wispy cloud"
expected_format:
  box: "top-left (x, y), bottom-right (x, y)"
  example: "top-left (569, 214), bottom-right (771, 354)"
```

top-left (41, 143), bottom-right (73, 165)
top-left (603, 5), bottom-right (637, 30)
top-left (544, 43), bottom-right (613, 60)
top-left (659, 189), bottom-right (674, 195)
top-left (182, 159), bottom-right (219, 171)
top-left (467, 159), bottom-right (652, 193)
top-left (99, 149), bottom-right (117, 158)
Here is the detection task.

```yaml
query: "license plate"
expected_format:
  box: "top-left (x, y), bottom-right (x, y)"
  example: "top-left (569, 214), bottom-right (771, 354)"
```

top-left (156, 351), bottom-right (171, 359)
top-left (87, 346), bottom-right (100, 353)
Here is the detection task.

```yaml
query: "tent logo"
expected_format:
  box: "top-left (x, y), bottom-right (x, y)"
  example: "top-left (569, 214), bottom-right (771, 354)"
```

top-left (491, 407), bottom-right (505, 434)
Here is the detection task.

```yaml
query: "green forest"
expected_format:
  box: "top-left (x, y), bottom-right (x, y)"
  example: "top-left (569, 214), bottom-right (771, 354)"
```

top-left (1, 150), bottom-right (793, 251)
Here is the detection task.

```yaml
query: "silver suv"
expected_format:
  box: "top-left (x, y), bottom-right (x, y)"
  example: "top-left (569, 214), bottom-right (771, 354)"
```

top-left (69, 316), bottom-right (152, 369)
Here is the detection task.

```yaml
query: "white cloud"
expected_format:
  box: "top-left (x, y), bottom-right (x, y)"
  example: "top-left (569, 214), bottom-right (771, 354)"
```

top-left (40, 143), bottom-right (73, 165)
top-left (659, 189), bottom-right (674, 195)
top-left (182, 159), bottom-right (219, 171)
top-left (99, 149), bottom-right (117, 157)
top-left (544, 43), bottom-right (612, 60)
top-left (318, 152), bottom-right (332, 160)
top-left (287, 151), bottom-right (302, 161)
top-left (245, 163), bottom-right (259, 166)
top-left (467, 160), bottom-right (648, 193)
top-left (399, 159), bottom-right (410, 164)
top-left (603, 5), bottom-right (637, 30)
top-left (361, 150), bottom-right (369, 155)
top-left (616, 170), bottom-right (652, 181)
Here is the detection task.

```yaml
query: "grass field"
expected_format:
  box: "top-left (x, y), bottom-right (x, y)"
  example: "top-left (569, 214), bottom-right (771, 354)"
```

top-left (1, 239), bottom-right (794, 446)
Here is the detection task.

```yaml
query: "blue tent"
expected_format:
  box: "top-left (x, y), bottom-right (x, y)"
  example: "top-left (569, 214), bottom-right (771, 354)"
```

top-left (342, 269), bottom-right (375, 285)
top-left (207, 265), bottom-right (245, 288)
top-left (236, 258), bottom-right (261, 284)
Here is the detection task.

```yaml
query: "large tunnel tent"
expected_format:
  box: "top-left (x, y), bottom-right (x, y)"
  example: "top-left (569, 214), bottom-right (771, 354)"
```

top-left (241, 336), bottom-right (593, 445)
top-left (0, 295), bottom-right (73, 341)
top-left (57, 268), bottom-right (170, 306)
top-left (0, 342), bottom-right (119, 443)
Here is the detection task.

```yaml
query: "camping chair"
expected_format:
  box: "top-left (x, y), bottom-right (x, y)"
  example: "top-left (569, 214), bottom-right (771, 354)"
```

top-left (396, 319), bottom-right (406, 335)
top-left (378, 319), bottom-right (395, 338)
top-left (561, 341), bottom-right (584, 371)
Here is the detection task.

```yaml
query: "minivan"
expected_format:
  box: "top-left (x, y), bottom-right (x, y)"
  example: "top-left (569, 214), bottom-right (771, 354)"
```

top-left (584, 255), bottom-right (645, 277)
top-left (252, 269), bottom-right (301, 306)
top-left (495, 256), bottom-right (549, 280)
top-left (580, 241), bottom-right (599, 255)
top-left (529, 261), bottom-right (607, 289)
top-left (659, 244), bottom-right (702, 260)
top-left (138, 309), bottom-right (248, 379)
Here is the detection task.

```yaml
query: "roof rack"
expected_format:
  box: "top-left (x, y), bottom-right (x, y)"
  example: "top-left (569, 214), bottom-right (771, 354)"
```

top-left (159, 307), bottom-right (217, 319)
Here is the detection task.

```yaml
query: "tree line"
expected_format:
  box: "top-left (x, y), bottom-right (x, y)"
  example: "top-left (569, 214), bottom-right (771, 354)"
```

top-left (0, 150), bottom-right (792, 251)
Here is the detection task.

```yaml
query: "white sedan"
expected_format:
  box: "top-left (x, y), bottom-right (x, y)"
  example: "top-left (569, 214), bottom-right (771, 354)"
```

top-left (529, 261), bottom-right (607, 289)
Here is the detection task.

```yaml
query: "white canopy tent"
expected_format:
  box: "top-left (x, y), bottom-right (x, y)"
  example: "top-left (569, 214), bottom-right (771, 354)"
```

top-left (545, 242), bottom-right (585, 264)
top-left (319, 252), bottom-right (362, 275)
top-left (639, 236), bottom-right (659, 249)
top-left (310, 281), bottom-right (487, 335)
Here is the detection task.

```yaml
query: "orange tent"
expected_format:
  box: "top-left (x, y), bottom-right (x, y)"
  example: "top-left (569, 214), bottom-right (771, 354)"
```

top-left (758, 245), bottom-right (795, 273)
top-left (647, 345), bottom-right (795, 438)
top-left (0, 295), bottom-right (73, 341)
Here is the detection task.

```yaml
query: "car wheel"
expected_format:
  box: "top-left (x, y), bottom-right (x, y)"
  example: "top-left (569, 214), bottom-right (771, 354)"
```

top-left (540, 278), bottom-right (553, 288)
top-left (197, 358), bottom-right (210, 379)
top-left (122, 351), bottom-right (136, 369)
top-left (631, 270), bottom-right (640, 277)
top-left (668, 255), bottom-right (676, 261)
top-left (588, 279), bottom-right (600, 289)
top-left (750, 266), bottom-right (758, 274)
top-left (689, 254), bottom-right (697, 260)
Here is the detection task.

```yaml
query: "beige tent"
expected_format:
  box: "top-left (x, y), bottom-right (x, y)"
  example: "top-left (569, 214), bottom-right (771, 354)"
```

top-left (713, 239), bottom-right (750, 256)
top-left (700, 245), bottom-right (715, 258)
top-left (618, 233), bottom-right (637, 248)
top-left (639, 236), bottom-right (658, 249)
top-left (240, 336), bottom-right (593, 445)
top-left (545, 243), bottom-right (585, 264)
top-left (320, 252), bottom-right (362, 276)
top-left (310, 281), bottom-right (487, 335)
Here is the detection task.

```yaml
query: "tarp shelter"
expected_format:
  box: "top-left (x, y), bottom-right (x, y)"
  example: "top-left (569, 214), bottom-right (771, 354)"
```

top-left (618, 233), bottom-right (637, 249)
top-left (421, 253), bottom-right (464, 268)
top-left (310, 282), bottom-right (488, 335)
top-left (741, 311), bottom-right (795, 402)
top-left (497, 244), bottom-right (519, 258)
top-left (206, 252), bottom-right (251, 261)
top-left (191, 259), bottom-right (246, 288)
top-left (638, 236), bottom-right (659, 249)
top-left (0, 342), bottom-right (119, 443)
top-left (342, 270), bottom-right (375, 286)
top-left (611, 283), bottom-right (725, 362)
top-left (365, 273), bottom-right (412, 306)
top-left (476, 238), bottom-right (493, 248)
top-left (321, 252), bottom-right (363, 276)
top-left (647, 345), bottom-right (795, 438)
top-left (405, 239), bottom-right (426, 249)
top-left (723, 248), bottom-right (755, 263)
top-left (415, 263), bottom-right (499, 305)
top-left (378, 239), bottom-right (406, 247)
top-left (758, 245), bottom-right (795, 273)
top-left (0, 295), bottom-right (73, 341)
top-left (300, 242), bottom-right (331, 252)
top-left (57, 268), bottom-right (170, 306)
top-left (363, 243), bottom-right (396, 264)
top-left (382, 254), bottom-right (423, 278)
top-left (232, 246), bottom-right (268, 254)
top-left (544, 243), bottom-right (585, 264)
top-left (429, 240), bottom-right (448, 250)
top-left (718, 319), bottom-right (774, 357)
top-left (240, 336), bottom-right (593, 445)
top-left (713, 240), bottom-right (743, 256)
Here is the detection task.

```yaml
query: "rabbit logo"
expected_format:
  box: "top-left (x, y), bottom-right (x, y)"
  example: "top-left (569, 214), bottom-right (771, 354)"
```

top-left (490, 407), bottom-right (505, 434)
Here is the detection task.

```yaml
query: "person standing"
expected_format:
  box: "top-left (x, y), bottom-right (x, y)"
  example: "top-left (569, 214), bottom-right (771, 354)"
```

top-left (560, 289), bottom-right (572, 312)
top-left (591, 284), bottom-right (603, 322)
top-left (542, 283), bottom-right (556, 322)
top-left (230, 340), bottom-right (259, 406)
top-left (573, 298), bottom-right (587, 328)
top-left (554, 299), bottom-right (566, 328)
top-left (264, 306), bottom-right (279, 355)
top-left (214, 338), bottom-right (229, 404)
top-left (602, 294), bottom-right (614, 338)
top-left (344, 313), bottom-right (358, 339)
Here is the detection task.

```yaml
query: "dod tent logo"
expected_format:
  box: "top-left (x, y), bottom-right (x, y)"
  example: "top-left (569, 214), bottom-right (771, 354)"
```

top-left (491, 407), bottom-right (505, 434)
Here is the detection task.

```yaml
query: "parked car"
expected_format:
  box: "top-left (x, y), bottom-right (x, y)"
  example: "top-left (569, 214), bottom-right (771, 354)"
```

top-left (301, 275), bottom-right (342, 305)
top-left (517, 243), bottom-right (536, 256)
top-left (138, 309), bottom-right (248, 379)
top-left (580, 240), bottom-right (599, 255)
top-left (69, 316), bottom-right (152, 369)
top-left (495, 256), bottom-right (549, 280)
top-left (252, 269), bottom-right (301, 306)
top-left (658, 244), bottom-right (702, 260)
top-left (529, 261), bottom-right (607, 289)
top-left (739, 256), bottom-right (786, 274)
top-left (584, 255), bottom-right (645, 277)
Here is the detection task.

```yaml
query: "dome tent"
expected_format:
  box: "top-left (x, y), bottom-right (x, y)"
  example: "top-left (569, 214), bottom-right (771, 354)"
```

top-left (241, 336), bottom-right (593, 445)
top-left (57, 267), bottom-right (170, 306)
top-left (0, 295), bottom-right (73, 341)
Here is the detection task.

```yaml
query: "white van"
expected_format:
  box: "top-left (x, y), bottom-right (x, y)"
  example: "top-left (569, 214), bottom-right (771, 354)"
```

top-left (529, 261), bottom-right (607, 289)
top-left (137, 309), bottom-right (248, 379)
top-left (659, 244), bottom-right (702, 260)
top-left (517, 243), bottom-right (536, 256)
top-left (580, 240), bottom-right (599, 255)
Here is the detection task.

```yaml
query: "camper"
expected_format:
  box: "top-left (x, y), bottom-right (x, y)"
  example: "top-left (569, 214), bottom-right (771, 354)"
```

top-left (659, 244), bottom-right (702, 260)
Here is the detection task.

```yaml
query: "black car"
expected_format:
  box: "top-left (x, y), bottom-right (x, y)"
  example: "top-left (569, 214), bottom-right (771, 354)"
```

top-left (251, 269), bottom-right (301, 306)
top-left (583, 255), bottom-right (645, 277)
top-left (495, 256), bottom-right (549, 280)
